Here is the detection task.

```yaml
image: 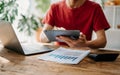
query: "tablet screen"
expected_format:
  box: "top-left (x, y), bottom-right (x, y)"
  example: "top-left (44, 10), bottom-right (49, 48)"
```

top-left (44, 30), bottom-right (80, 42)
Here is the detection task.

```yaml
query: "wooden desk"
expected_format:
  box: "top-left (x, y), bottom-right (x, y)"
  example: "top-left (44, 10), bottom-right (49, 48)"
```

top-left (0, 46), bottom-right (120, 75)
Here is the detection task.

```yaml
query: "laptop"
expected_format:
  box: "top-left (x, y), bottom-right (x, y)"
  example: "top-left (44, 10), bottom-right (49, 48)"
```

top-left (0, 21), bottom-right (53, 55)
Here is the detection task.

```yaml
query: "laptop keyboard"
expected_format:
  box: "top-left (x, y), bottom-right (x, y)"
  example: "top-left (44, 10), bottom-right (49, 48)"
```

top-left (22, 46), bottom-right (41, 51)
top-left (21, 44), bottom-right (51, 52)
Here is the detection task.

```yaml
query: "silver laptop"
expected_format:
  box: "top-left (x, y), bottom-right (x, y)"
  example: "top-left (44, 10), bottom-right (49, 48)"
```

top-left (0, 21), bottom-right (52, 55)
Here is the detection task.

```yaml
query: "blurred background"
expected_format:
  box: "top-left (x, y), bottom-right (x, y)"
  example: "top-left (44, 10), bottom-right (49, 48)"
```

top-left (0, 0), bottom-right (120, 48)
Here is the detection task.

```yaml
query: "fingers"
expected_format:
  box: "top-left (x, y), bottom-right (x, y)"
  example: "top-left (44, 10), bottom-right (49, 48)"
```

top-left (56, 36), bottom-right (73, 46)
top-left (56, 33), bottom-right (87, 48)
top-left (79, 32), bottom-right (86, 38)
top-left (78, 32), bottom-right (86, 43)
top-left (40, 31), bottom-right (49, 43)
top-left (54, 27), bottom-right (66, 30)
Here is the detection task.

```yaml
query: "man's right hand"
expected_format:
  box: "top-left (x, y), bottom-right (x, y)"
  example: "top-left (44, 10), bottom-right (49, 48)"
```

top-left (39, 23), bottom-right (54, 43)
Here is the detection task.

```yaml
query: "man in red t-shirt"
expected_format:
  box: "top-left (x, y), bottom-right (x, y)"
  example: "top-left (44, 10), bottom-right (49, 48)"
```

top-left (40, 0), bottom-right (110, 48)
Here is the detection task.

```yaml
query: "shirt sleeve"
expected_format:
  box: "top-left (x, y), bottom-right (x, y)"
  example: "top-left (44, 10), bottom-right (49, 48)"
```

top-left (42, 4), bottom-right (55, 26)
top-left (93, 5), bottom-right (110, 31)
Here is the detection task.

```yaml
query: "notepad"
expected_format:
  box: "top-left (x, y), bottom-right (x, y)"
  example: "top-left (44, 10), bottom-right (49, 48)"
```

top-left (38, 47), bottom-right (90, 64)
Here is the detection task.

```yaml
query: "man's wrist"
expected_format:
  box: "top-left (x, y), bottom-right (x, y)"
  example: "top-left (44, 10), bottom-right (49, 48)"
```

top-left (85, 41), bottom-right (92, 48)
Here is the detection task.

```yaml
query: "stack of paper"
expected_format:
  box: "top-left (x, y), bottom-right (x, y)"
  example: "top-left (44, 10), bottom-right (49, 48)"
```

top-left (38, 47), bottom-right (90, 64)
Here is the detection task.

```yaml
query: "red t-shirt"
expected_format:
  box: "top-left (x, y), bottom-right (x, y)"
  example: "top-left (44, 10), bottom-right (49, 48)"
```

top-left (42, 0), bottom-right (110, 45)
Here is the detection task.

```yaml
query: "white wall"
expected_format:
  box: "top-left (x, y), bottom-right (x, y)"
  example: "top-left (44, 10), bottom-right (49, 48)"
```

top-left (105, 29), bottom-right (120, 49)
top-left (104, 6), bottom-right (120, 29)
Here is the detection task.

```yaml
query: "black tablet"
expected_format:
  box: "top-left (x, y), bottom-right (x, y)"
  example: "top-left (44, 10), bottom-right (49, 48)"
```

top-left (44, 30), bottom-right (80, 42)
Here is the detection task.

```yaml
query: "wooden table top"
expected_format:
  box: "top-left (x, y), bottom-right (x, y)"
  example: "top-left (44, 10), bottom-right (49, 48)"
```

top-left (0, 45), bottom-right (120, 75)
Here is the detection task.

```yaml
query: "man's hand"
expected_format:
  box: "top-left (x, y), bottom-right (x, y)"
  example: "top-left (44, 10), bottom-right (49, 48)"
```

top-left (56, 33), bottom-right (88, 48)
top-left (39, 24), bottom-right (53, 43)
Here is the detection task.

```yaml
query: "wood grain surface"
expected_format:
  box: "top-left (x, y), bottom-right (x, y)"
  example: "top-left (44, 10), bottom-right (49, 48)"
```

top-left (0, 46), bottom-right (120, 75)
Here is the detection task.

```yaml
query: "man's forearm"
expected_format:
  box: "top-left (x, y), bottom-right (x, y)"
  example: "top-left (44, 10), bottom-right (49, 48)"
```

top-left (86, 39), bottom-right (107, 49)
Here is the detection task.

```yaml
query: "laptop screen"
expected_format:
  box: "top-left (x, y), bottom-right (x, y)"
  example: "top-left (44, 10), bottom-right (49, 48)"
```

top-left (0, 21), bottom-right (24, 54)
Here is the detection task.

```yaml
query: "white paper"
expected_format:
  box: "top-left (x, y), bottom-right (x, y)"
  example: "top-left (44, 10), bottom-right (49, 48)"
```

top-left (38, 47), bottom-right (90, 64)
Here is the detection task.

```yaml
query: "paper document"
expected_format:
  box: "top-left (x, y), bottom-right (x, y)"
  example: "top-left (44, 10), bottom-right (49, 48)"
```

top-left (38, 47), bottom-right (90, 64)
